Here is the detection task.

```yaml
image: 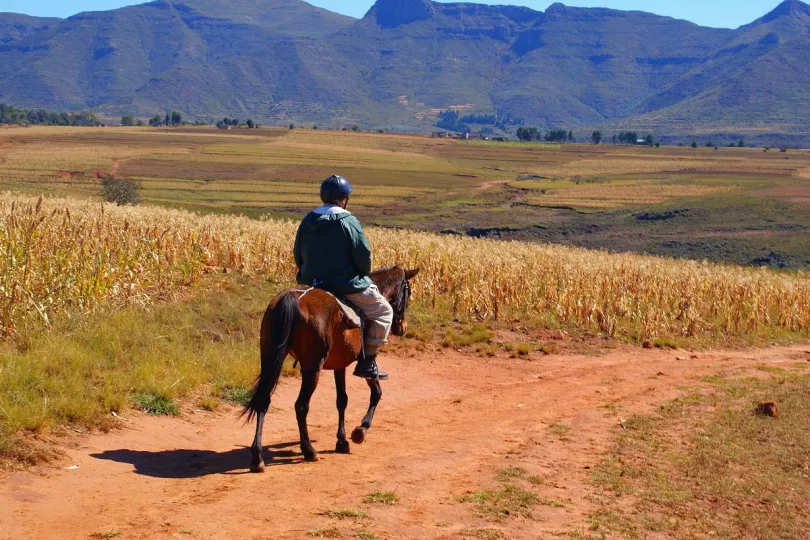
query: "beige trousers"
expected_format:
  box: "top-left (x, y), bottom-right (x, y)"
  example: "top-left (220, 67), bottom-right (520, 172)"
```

top-left (345, 284), bottom-right (394, 356)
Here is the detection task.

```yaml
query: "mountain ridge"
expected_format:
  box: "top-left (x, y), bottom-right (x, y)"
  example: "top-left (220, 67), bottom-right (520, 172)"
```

top-left (0, 0), bottom-right (808, 141)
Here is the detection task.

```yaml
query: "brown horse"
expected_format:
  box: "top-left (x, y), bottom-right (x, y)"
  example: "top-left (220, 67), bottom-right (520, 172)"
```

top-left (243, 265), bottom-right (419, 472)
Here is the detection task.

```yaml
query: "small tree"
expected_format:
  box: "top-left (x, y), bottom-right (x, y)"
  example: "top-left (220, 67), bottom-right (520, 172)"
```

top-left (136, 120), bottom-right (145, 127)
top-left (351, 124), bottom-right (360, 132)
top-left (149, 115), bottom-right (162, 127)
top-left (738, 138), bottom-right (745, 148)
top-left (645, 134), bottom-right (654, 146)
top-left (121, 115), bottom-right (135, 126)
top-left (101, 177), bottom-right (140, 206)
top-left (246, 119), bottom-right (255, 129)
top-left (568, 130), bottom-right (574, 142)
top-left (171, 111), bottom-right (182, 125)
top-left (691, 141), bottom-right (698, 150)
top-left (289, 123), bottom-right (295, 130)
top-left (591, 131), bottom-right (602, 145)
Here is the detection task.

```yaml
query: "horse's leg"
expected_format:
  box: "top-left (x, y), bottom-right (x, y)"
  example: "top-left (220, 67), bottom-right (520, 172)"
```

top-left (295, 367), bottom-right (321, 462)
top-left (351, 378), bottom-right (382, 444)
top-left (334, 369), bottom-right (350, 454)
top-left (249, 411), bottom-right (267, 473)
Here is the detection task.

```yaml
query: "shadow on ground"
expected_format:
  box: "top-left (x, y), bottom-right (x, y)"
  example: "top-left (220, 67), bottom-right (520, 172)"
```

top-left (90, 441), bottom-right (331, 478)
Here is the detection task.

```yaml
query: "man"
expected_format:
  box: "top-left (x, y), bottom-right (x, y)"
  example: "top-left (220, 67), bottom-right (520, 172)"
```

top-left (293, 175), bottom-right (393, 380)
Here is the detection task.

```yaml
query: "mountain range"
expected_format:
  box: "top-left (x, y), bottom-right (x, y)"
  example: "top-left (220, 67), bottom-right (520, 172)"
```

top-left (1, 0), bottom-right (809, 140)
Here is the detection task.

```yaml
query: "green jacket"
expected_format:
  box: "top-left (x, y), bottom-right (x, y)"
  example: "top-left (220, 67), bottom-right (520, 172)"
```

top-left (293, 205), bottom-right (373, 295)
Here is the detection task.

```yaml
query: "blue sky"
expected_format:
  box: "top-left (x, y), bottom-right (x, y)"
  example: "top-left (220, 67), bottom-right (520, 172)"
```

top-left (3, 1), bottom-right (786, 29)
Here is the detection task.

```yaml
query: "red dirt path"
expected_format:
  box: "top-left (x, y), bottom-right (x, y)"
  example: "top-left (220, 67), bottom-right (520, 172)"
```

top-left (2, 345), bottom-right (808, 539)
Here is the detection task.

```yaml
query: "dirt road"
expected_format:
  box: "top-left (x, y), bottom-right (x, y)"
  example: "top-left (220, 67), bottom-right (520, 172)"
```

top-left (2, 345), bottom-right (807, 539)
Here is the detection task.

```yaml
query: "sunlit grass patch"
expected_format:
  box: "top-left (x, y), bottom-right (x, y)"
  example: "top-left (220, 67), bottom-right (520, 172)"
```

top-left (586, 370), bottom-right (810, 538)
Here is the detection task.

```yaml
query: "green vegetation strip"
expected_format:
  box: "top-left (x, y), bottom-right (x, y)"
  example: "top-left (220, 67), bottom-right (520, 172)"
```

top-left (583, 369), bottom-right (810, 539)
top-left (0, 277), bottom-right (285, 467)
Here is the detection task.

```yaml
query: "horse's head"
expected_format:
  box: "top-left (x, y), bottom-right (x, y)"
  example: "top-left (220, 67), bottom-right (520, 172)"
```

top-left (371, 266), bottom-right (420, 337)
top-left (391, 267), bottom-right (419, 337)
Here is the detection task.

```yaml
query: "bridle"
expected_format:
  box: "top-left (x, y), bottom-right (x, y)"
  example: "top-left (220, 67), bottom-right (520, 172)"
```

top-left (391, 277), bottom-right (411, 328)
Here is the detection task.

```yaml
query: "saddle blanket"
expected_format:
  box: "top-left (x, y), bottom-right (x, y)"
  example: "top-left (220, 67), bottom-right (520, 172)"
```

top-left (336, 297), bottom-right (362, 328)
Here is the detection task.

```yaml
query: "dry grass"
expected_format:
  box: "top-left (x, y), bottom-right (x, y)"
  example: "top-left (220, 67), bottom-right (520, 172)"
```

top-left (2, 193), bottom-right (810, 342)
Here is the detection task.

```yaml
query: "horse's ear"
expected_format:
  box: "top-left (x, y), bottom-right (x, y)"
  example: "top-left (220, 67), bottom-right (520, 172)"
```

top-left (405, 268), bottom-right (420, 280)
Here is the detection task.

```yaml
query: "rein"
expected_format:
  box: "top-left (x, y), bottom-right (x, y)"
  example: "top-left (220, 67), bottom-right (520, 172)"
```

top-left (391, 277), bottom-right (411, 327)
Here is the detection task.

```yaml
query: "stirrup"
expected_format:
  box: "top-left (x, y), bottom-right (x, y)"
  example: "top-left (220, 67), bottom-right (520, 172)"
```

top-left (353, 356), bottom-right (389, 381)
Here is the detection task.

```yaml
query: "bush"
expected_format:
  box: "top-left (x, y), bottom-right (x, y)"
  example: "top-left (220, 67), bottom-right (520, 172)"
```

top-left (101, 177), bottom-right (140, 206)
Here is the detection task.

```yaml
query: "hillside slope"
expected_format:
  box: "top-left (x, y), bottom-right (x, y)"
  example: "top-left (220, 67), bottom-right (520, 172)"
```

top-left (0, 0), bottom-right (808, 138)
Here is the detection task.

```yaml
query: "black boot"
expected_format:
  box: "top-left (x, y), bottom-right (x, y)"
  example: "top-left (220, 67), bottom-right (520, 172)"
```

top-left (353, 354), bottom-right (389, 381)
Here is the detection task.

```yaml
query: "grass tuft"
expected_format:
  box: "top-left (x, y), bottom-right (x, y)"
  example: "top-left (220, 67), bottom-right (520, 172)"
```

top-left (364, 491), bottom-right (399, 505)
top-left (497, 467), bottom-right (544, 485)
top-left (322, 509), bottom-right (368, 521)
top-left (132, 393), bottom-right (179, 416)
top-left (458, 529), bottom-right (504, 539)
top-left (442, 324), bottom-right (496, 349)
top-left (218, 385), bottom-right (252, 407)
top-left (89, 532), bottom-right (120, 539)
top-left (458, 484), bottom-right (541, 520)
top-left (307, 527), bottom-right (342, 538)
top-left (547, 423), bottom-right (571, 437)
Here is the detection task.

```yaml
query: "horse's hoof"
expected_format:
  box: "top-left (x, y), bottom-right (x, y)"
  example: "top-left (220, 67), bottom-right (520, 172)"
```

top-left (351, 427), bottom-right (366, 444)
top-left (304, 451), bottom-right (320, 462)
top-left (250, 461), bottom-right (266, 473)
top-left (335, 440), bottom-right (351, 454)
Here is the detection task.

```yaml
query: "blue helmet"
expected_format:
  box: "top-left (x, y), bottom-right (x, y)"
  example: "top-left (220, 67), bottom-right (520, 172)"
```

top-left (320, 175), bottom-right (354, 204)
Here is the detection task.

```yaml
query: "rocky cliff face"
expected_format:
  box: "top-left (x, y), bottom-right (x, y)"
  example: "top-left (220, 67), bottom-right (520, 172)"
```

top-left (369, 0), bottom-right (436, 28)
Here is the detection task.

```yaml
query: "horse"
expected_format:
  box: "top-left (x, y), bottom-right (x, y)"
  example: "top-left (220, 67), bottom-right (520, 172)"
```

top-left (243, 265), bottom-right (420, 472)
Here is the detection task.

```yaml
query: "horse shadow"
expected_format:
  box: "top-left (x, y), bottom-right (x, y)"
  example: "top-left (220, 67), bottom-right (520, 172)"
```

top-left (90, 441), bottom-right (333, 478)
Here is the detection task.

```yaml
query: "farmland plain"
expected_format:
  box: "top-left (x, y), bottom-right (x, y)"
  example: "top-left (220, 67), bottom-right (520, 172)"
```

top-left (2, 125), bottom-right (810, 268)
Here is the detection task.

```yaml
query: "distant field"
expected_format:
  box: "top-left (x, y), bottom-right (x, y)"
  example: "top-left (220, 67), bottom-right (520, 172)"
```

top-left (2, 125), bottom-right (810, 267)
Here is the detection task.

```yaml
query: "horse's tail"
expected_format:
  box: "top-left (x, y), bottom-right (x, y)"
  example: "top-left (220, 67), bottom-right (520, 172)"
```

top-left (243, 292), bottom-right (300, 421)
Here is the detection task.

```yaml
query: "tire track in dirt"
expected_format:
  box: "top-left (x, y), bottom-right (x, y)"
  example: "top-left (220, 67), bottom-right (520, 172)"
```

top-left (2, 346), bottom-right (808, 539)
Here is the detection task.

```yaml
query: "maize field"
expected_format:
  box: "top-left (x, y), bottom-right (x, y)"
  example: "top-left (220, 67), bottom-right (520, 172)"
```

top-left (1, 193), bottom-right (809, 340)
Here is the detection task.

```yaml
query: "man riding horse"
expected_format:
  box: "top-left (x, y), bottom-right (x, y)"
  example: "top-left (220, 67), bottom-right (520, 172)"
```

top-left (245, 176), bottom-right (417, 468)
top-left (293, 175), bottom-right (392, 381)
